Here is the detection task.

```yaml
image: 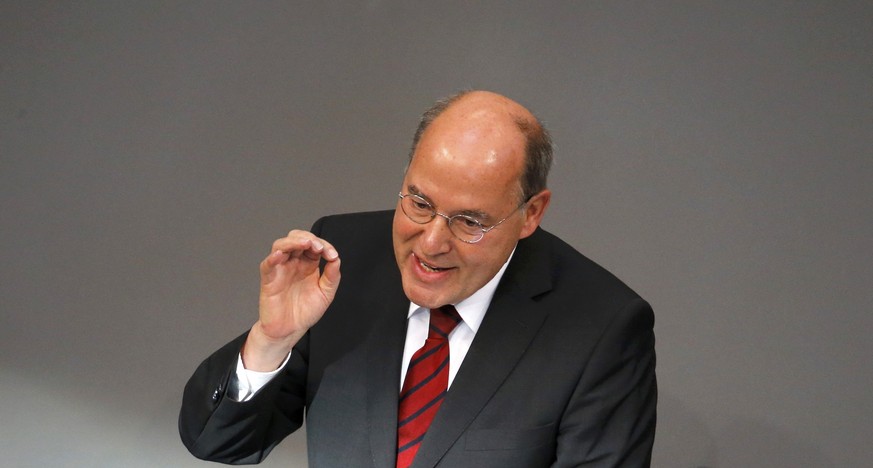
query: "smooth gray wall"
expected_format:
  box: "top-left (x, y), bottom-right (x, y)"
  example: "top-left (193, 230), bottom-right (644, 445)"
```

top-left (2, 2), bottom-right (871, 467)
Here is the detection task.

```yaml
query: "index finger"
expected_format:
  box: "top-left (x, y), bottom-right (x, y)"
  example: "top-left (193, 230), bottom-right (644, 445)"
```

top-left (271, 230), bottom-right (339, 262)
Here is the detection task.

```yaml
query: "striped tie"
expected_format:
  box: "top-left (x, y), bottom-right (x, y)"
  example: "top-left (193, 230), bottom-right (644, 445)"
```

top-left (396, 305), bottom-right (462, 468)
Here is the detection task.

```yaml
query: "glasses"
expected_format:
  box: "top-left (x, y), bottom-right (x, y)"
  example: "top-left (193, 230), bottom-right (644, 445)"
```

top-left (398, 192), bottom-right (529, 244)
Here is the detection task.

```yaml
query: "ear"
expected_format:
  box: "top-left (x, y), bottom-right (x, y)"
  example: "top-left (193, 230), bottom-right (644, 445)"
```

top-left (518, 189), bottom-right (551, 239)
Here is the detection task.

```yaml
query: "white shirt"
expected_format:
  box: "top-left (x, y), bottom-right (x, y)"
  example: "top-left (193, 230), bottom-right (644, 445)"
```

top-left (234, 250), bottom-right (515, 401)
top-left (399, 252), bottom-right (511, 390)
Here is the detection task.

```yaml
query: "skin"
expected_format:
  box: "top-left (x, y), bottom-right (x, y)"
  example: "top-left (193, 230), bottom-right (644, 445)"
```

top-left (243, 91), bottom-right (550, 371)
top-left (392, 91), bottom-right (551, 308)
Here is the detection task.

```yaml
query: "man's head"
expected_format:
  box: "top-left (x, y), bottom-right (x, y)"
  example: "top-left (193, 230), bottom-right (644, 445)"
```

top-left (393, 90), bottom-right (553, 308)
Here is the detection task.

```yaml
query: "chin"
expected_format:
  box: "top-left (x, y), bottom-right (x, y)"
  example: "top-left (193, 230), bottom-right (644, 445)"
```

top-left (402, 282), bottom-right (453, 309)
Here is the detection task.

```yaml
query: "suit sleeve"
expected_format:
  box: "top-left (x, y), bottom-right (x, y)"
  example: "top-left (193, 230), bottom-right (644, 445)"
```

top-left (178, 331), bottom-right (311, 464)
top-left (177, 217), bottom-right (331, 464)
top-left (553, 297), bottom-right (657, 467)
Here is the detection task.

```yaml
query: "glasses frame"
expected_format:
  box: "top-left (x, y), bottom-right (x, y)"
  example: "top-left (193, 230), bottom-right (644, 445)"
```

top-left (397, 192), bottom-right (530, 244)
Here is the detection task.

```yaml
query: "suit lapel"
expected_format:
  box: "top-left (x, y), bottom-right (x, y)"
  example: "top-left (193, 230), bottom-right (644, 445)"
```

top-left (366, 265), bottom-right (410, 468)
top-left (410, 230), bottom-right (554, 467)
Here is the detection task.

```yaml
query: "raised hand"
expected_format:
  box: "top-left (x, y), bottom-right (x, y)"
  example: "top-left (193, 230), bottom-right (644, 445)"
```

top-left (242, 230), bottom-right (341, 371)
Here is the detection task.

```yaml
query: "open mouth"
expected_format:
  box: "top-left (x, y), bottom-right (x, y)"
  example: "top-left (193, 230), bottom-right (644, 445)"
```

top-left (416, 255), bottom-right (451, 273)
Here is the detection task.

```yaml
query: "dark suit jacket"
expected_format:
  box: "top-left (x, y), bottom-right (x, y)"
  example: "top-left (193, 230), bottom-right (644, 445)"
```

top-left (179, 210), bottom-right (656, 467)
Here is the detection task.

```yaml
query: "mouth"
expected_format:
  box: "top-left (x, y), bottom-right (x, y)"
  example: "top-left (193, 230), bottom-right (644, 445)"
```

top-left (413, 253), bottom-right (452, 273)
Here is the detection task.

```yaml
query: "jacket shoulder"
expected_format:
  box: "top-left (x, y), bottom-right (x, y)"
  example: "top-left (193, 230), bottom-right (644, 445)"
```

top-left (513, 227), bottom-right (645, 308)
top-left (311, 210), bottom-right (394, 242)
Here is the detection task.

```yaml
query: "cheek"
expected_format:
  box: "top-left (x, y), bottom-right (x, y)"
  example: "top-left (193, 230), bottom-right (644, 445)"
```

top-left (393, 213), bottom-right (420, 244)
top-left (452, 245), bottom-right (480, 269)
top-left (457, 242), bottom-right (512, 278)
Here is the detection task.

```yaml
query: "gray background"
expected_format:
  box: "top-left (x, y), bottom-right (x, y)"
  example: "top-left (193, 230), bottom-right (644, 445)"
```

top-left (2, 1), bottom-right (871, 467)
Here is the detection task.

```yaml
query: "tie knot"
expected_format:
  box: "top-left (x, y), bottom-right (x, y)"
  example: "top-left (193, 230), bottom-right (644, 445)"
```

top-left (428, 305), bottom-right (461, 340)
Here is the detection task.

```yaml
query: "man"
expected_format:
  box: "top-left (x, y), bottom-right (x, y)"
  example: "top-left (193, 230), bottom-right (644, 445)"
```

top-left (180, 90), bottom-right (656, 467)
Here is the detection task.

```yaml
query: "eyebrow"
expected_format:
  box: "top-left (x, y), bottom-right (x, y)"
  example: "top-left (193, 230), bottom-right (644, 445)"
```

top-left (407, 184), bottom-right (491, 221)
top-left (407, 185), bottom-right (430, 202)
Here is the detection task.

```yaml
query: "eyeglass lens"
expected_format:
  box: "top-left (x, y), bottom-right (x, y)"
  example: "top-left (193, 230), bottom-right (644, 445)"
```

top-left (400, 194), bottom-right (484, 242)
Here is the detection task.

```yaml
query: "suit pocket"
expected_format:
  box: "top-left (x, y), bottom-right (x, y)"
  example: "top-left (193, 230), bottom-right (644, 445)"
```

top-left (464, 423), bottom-right (556, 451)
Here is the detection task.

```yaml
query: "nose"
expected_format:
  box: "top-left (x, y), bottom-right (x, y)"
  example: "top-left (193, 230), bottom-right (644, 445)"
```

top-left (419, 214), bottom-right (454, 255)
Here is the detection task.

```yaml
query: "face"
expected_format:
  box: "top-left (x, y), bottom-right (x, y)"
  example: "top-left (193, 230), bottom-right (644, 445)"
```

top-left (392, 97), bottom-right (549, 308)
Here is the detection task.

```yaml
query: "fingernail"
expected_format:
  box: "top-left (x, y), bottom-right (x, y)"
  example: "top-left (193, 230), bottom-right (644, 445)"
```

top-left (326, 248), bottom-right (338, 260)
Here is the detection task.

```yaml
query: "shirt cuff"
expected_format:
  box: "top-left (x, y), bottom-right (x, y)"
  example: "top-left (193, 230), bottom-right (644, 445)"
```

top-left (233, 351), bottom-right (293, 402)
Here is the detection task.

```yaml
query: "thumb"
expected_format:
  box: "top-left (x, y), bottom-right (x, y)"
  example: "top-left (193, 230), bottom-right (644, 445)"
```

top-left (319, 257), bottom-right (341, 300)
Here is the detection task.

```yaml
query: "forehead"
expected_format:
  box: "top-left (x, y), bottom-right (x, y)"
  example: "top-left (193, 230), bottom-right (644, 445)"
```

top-left (405, 104), bottom-right (526, 207)
top-left (403, 152), bottom-right (523, 220)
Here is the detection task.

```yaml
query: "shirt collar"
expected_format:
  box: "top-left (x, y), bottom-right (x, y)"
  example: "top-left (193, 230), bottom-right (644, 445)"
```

top-left (406, 247), bottom-right (516, 334)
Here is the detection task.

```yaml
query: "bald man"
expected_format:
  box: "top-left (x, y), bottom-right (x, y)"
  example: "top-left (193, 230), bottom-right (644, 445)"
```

top-left (180, 91), bottom-right (657, 467)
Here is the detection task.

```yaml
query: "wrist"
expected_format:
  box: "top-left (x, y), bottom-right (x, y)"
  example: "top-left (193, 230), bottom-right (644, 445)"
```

top-left (242, 323), bottom-right (303, 372)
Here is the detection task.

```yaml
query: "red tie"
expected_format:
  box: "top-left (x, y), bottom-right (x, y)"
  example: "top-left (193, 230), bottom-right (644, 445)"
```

top-left (396, 305), bottom-right (462, 468)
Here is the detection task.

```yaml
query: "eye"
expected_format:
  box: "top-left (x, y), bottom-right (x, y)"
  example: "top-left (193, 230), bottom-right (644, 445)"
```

top-left (404, 195), bottom-right (433, 214)
top-left (457, 216), bottom-right (482, 229)
top-left (411, 198), bottom-right (431, 211)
